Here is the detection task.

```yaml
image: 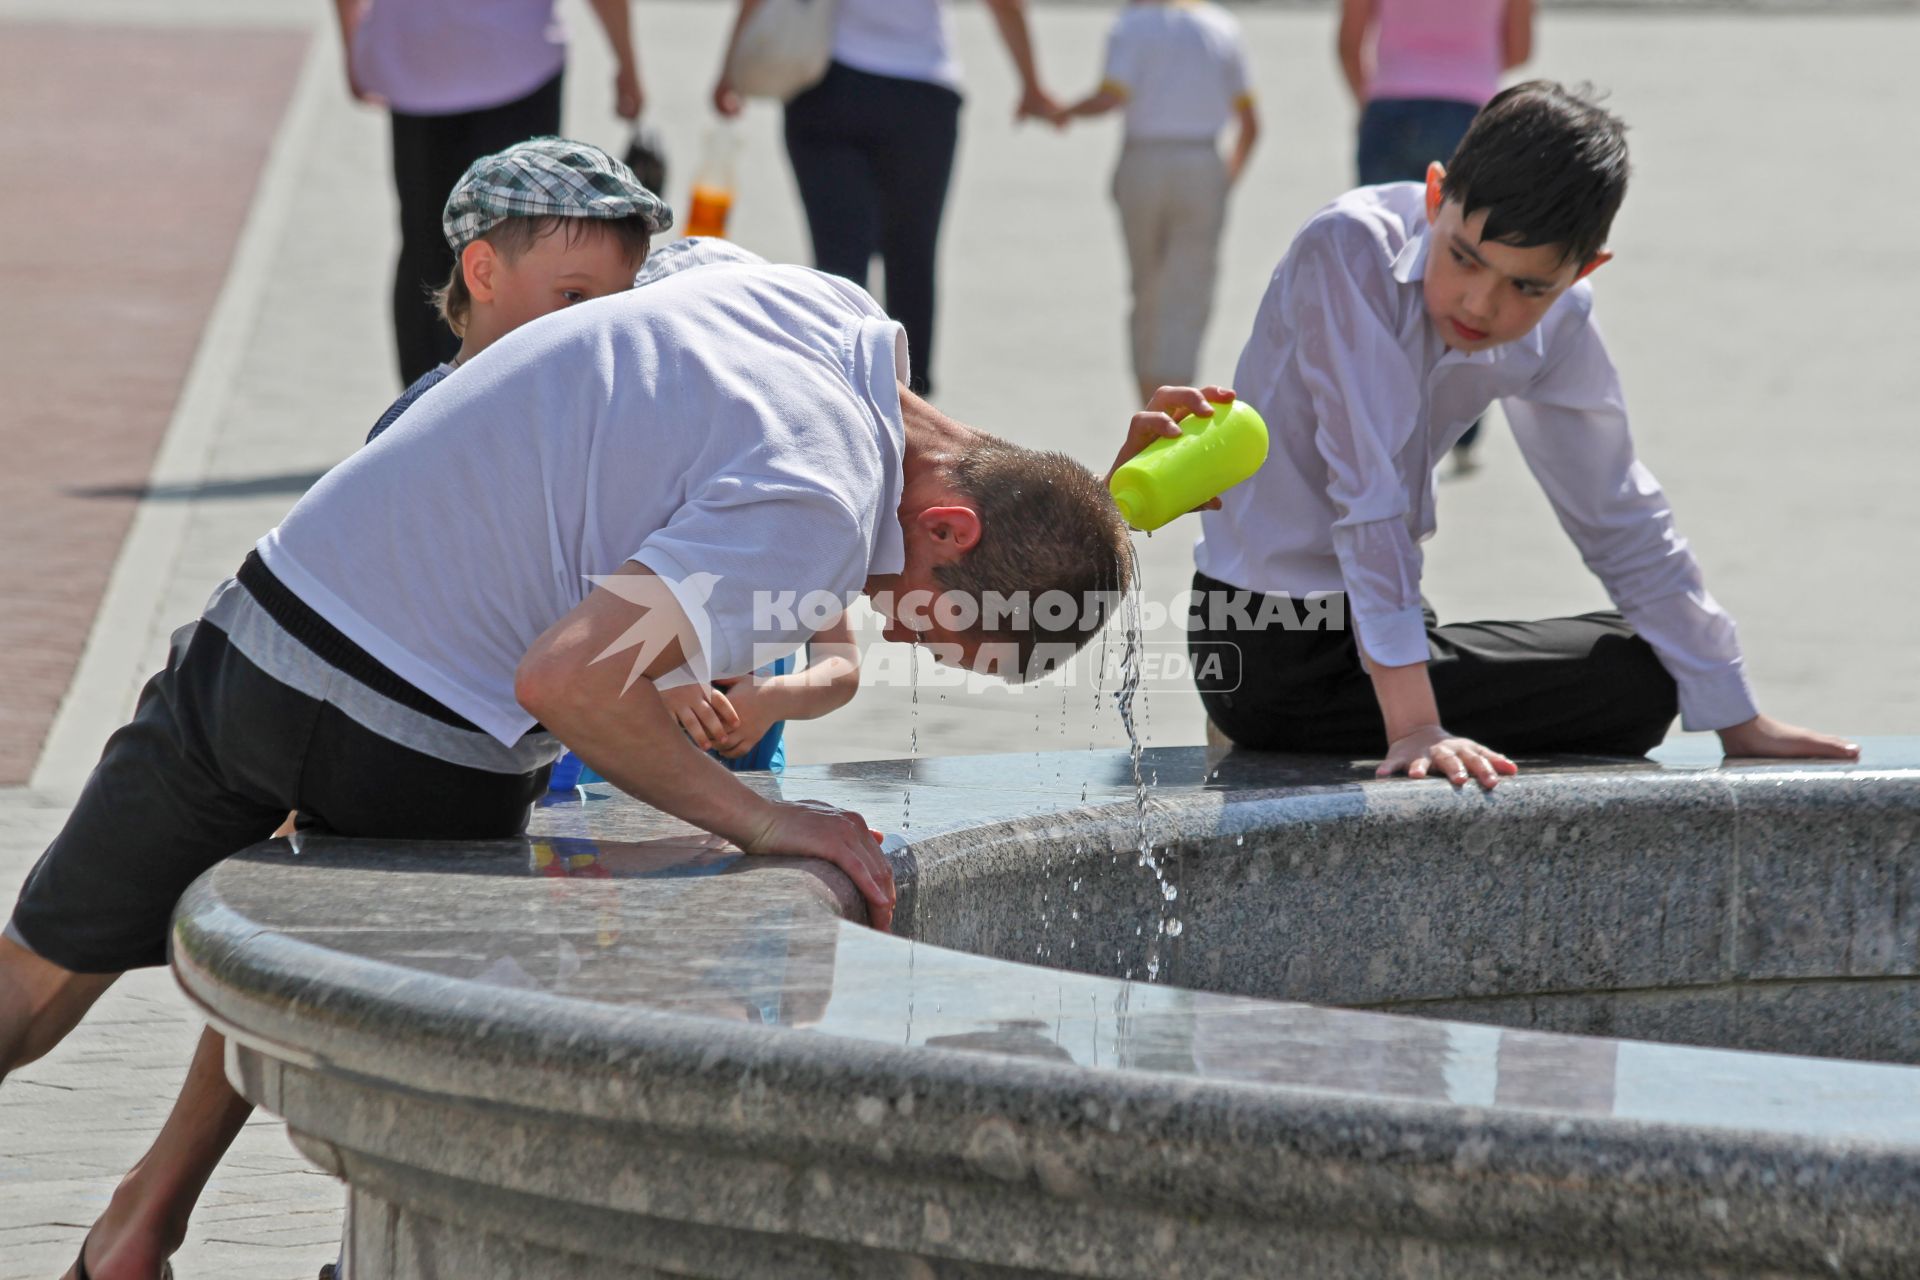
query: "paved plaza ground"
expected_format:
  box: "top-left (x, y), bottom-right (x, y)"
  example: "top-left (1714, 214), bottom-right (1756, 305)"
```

top-left (2, 1), bottom-right (1916, 1275)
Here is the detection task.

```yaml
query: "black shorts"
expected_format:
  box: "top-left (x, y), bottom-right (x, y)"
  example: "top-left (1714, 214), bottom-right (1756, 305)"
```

top-left (6, 557), bottom-right (555, 973)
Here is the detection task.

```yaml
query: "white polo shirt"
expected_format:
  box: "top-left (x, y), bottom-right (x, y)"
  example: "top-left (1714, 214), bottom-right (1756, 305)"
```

top-left (260, 265), bottom-right (909, 746)
top-left (1102, 0), bottom-right (1253, 143)
top-left (834, 0), bottom-right (961, 91)
top-left (1196, 183), bottom-right (1758, 733)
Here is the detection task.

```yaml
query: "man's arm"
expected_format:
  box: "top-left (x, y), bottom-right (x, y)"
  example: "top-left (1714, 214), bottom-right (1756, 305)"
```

top-left (331, 0), bottom-right (377, 103)
top-left (1337, 0), bottom-right (1376, 106)
top-left (1502, 0), bottom-right (1535, 70)
top-left (515, 563), bottom-right (895, 926)
top-left (585, 0), bottom-right (644, 119)
top-left (982, 0), bottom-right (1061, 125)
top-left (710, 0), bottom-right (764, 118)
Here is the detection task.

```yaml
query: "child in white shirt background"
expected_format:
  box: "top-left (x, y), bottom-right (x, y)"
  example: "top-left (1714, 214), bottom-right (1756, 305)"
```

top-left (1057, 0), bottom-right (1259, 403)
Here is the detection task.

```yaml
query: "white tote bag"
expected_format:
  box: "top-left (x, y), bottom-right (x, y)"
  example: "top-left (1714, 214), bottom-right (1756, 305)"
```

top-left (727, 0), bottom-right (841, 102)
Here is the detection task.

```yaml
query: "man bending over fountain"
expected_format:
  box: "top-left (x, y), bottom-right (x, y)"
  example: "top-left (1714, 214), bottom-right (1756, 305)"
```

top-left (0, 261), bottom-right (1135, 1278)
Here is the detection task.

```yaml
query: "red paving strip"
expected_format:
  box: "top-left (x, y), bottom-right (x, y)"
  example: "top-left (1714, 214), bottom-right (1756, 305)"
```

top-left (0, 25), bottom-right (308, 783)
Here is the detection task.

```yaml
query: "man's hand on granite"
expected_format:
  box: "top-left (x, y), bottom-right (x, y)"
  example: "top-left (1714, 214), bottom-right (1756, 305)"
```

top-left (1717, 714), bottom-right (1860, 761)
top-left (742, 800), bottom-right (896, 932)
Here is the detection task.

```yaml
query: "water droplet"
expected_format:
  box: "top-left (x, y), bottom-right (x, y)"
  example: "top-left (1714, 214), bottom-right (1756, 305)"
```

top-left (1166, 918), bottom-right (1184, 937)
top-left (1162, 882), bottom-right (1178, 901)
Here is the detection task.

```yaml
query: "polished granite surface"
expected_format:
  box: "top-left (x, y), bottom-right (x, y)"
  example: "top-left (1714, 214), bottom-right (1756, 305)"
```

top-left (181, 738), bottom-right (1920, 1144)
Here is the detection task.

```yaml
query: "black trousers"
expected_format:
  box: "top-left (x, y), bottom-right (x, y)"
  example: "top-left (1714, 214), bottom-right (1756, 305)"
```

top-left (1188, 571), bottom-right (1679, 758)
top-left (784, 61), bottom-right (962, 395)
top-left (388, 71), bottom-right (564, 385)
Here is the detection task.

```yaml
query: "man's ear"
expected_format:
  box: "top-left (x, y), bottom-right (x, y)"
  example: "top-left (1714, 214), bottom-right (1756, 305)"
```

top-left (462, 239), bottom-right (498, 303)
top-left (1574, 250), bottom-right (1614, 283)
top-left (916, 505), bottom-right (982, 559)
top-left (1425, 161), bottom-right (1446, 224)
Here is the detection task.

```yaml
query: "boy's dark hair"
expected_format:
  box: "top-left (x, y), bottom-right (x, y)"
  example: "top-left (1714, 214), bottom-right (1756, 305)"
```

top-left (1442, 80), bottom-right (1629, 266)
top-left (932, 434), bottom-right (1132, 677)
top-left (434, 214), bottom-right (654, 337)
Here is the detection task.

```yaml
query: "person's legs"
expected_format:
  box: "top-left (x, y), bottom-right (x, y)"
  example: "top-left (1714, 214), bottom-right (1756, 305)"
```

top-left (384, 70), bottom-right (567, 387)
top-left (1144, 144), bottom-right (1229, 390)
top-left (0, 937), bottom-right (117, 1076)
top-left (1190, 574), bottom-right (1679, 758)
top-left (68, 1027), bottom-right (253, 1280)
top-left (784, 64), bottom-right (881, 290)
top-left (462, 68), bottom-right (564, 164)
top-left (1425, 611), bottom-right (1679, 756)
top-left (868, 73), bottom-right (961, 395)
top-left (3, 614), bottom-right (314, 1277)
top-left (1359, 98), bottom-right (1487, 462)
top-left (388, 110), bottom-right (467, 385)
top-left (1112, 144), bottom-right (1174, 402)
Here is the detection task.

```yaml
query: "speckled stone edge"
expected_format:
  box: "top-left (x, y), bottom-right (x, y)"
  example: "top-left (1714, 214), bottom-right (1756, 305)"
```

top-left (174, 765), bottom-right (1920, 1277)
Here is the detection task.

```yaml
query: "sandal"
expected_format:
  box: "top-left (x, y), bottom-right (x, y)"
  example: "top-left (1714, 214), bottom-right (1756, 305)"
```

top-left (71, 1234), bottom-right (174, 1280)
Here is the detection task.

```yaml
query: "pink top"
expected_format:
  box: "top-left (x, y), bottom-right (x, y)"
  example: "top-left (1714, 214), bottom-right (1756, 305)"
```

top-left (1368, 0), bottom-right (1506, 107)
top-left (351, 0), bottom-right (567, 117)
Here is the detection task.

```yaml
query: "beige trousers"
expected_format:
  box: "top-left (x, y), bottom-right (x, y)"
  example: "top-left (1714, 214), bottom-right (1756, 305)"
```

top-left (1111, 139), bottom-right (1230, 389)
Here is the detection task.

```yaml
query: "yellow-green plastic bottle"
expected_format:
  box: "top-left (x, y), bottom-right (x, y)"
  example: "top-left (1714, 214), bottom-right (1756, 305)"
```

top-left (1109, 399), bottom-right (1269, 532)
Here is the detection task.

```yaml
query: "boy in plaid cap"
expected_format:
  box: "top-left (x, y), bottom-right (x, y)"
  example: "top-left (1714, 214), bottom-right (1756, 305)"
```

top-left (24, 137), bottom-right (666, 1280)
top-left (367, 136), bottom-right (671, 442)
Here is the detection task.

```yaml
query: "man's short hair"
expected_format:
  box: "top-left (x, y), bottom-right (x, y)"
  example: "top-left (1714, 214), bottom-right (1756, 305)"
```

top-left (932, 435), bottom-right (1132, 678)
top-left (1442, 80), bottom-right (1629, 267)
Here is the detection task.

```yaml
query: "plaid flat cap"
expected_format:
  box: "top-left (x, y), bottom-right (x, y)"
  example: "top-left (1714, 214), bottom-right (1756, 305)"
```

top-left (442, 136), bottom-right (672, 252)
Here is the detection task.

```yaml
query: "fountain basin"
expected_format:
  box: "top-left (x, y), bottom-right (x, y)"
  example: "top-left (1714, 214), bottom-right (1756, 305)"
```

top-left (173, 744), bottom-right (1920, 1278)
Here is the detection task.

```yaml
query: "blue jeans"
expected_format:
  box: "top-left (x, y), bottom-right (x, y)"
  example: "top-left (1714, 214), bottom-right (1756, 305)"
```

top-left (1356, 97), bottom-right (1482, 186)
top-left (1358, 97), bottom-right (1485, 450)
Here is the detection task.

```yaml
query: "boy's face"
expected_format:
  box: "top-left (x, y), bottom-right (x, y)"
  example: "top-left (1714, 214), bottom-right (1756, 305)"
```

top-left (1421, 167), bottom-right (1608, 353)
top-left (473, 225), bottom-right (644, 336)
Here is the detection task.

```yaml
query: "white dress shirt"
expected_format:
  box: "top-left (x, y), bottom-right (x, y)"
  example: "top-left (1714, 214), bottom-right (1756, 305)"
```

top-left (1195, 183), bottom-right (1758, 732)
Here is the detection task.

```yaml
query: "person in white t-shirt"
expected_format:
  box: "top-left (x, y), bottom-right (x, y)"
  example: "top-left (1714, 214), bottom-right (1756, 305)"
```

top-left (1057, 0), bottom-right (1260, 403)
top-left (3, 264), bottom-right (1159, 1279)
top-left (714, 0), bottom-right (1061, 395)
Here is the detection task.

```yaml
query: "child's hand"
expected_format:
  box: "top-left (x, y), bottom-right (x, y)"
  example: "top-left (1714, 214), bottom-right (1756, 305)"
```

top-left (1378, 725), bottom-right (1518, 790)
top-left (661, 683), bottom-right (740, 751)
top-left (1717, 714), bottom-right (1860, 761)
top-left (1107, 385), bottom-right (1238, 510)
top-left (1017, 84), bottom-right (1065, 129)
top-left (712, 677), bottom-right (779, 759)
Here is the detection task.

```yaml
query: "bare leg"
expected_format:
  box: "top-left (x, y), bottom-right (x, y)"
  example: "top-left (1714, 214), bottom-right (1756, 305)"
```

top-left (0, 936), bottom-right (119, 1077)
top-left (68, 1026), bottom-right (254, 1280)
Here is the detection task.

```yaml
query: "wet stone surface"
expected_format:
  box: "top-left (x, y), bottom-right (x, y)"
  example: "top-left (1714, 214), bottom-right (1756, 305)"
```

top-left (175, 741), bottom-right (1920, 1278)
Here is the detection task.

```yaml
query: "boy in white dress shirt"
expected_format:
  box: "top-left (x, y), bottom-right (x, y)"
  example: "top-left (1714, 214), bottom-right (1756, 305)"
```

top-left (1058, 0), bottom-right (1259, 402)
top-left (1179, 81), bottom-right (1856, 785)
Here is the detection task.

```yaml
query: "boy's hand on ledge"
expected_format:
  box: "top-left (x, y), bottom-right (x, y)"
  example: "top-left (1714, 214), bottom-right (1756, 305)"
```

top-left (1107, 385), bottom-right (1237, 511)
top-left (1378, 725), bottom-right (1517, 791)
top-left (741, 800), bottom-right (895, 931)
top-left (1717, 714), bottom-right (1860, 762)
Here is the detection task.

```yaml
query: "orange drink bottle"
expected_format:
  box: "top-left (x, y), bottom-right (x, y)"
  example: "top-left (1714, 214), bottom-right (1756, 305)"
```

top-left (683, 124), bottom-right (739, 238)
